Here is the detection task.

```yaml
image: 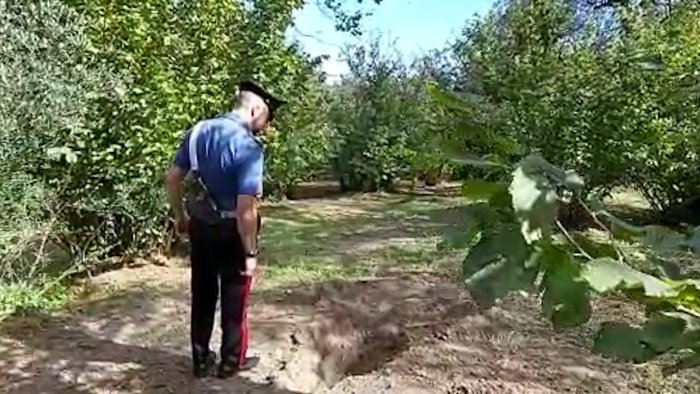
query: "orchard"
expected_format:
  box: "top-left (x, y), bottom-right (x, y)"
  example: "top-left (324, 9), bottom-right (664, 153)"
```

top-left (2, 0), bottom-right (700, 392)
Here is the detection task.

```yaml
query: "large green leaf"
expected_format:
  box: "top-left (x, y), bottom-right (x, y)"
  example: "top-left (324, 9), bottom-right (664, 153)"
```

top-left (642, 225), bottom-right (689, 252)
top-left (583, 258), bottom-right (676, 298)
top-left (439, 221), bottom-right (481, 251)
top-left (488, 185), bottom-right (514, 211)
top-left (641, 313), bottom-right (690, 353)
top-left (515, 154), bottom-right (584, 192)
top-left (594, 210), bottom-right (697, 253)
top-left (539, 245), bottom-right (591, 328)
top-left (652, 256), bottom-right (683, 280)
top-left (509, 155), bottom-right (558, 244)
top-left (463, 229), bottom-right (535, 307)
top-left (673, 281), bottom-right (700, 308)
top-left (594, 312), bottom-right (700, 366)
top-left (593, 322), bottom-right (657, 362)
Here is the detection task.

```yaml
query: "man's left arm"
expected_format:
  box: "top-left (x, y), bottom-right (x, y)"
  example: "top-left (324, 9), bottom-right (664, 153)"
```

top-left (234, 141), bottom-right (263, 257)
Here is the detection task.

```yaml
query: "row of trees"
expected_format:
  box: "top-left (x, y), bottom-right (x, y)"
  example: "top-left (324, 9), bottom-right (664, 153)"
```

top-left (451, 0), bottom-right (700, 212)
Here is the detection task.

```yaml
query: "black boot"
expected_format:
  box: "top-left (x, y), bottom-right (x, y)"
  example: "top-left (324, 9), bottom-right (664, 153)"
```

top-left (193, 350), bottom-right (217, 378)
top-left (216, 356), bottom-right (260, 379)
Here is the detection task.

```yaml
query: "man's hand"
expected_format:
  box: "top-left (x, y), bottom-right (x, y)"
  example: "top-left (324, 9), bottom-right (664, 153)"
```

top-left (241, 256), bottom-right (257, 277)
top-left (176, 213), bottom-right (190, 237)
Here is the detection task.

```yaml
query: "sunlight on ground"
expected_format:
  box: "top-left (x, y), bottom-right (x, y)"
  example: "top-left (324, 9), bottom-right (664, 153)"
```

top-left (257, 194), bottom-right (470, 288)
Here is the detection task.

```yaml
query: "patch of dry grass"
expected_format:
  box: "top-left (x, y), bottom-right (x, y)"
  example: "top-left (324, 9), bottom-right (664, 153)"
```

top-left (257, 193), bottom-right (471, 288)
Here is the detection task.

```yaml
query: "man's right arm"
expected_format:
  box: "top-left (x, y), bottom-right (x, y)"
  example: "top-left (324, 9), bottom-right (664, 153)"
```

top-left (166, 130), bottom-right (192, 225)
top-left (166, 165), bottom-right (187, 219)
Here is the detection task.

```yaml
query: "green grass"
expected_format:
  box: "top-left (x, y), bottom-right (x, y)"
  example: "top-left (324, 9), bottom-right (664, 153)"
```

top-left (257, 193), bottom-right (473, 288)
top-left (0, 278), bottom-right (70, 321)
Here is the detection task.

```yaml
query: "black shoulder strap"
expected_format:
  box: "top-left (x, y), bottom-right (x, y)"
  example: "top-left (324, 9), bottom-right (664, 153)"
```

top-left (187, 121), bottom-right (220, 214)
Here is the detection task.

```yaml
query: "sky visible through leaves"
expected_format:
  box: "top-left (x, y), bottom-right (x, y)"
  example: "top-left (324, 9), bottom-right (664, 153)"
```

top-left (288, 0), bottom-right (495, 82)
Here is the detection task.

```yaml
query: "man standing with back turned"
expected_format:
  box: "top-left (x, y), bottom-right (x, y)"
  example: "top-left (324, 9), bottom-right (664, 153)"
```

top-left (165, 81), bottom-right (285, 379)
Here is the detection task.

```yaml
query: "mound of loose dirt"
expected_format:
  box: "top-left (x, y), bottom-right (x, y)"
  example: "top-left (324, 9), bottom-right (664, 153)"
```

top-left (262, 273), bottom-right (650, 394)
top-left (262, 274), bottom-right (469, 391)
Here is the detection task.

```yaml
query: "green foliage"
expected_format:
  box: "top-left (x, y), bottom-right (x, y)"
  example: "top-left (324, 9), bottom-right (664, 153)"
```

top-left (0, 279), bottom-right (69, 321)
top-left (1, 0), bottom-right (390, 315)
top-left (454, 0), bottom-right (700, 211)
top-left (452, 149), bottom-right (700, 374)
top-left (540, 244), bottom-right (591, 328)
top-left (0, 0), bottom-right (109, 315)
top-left (0, 0), bottom-right (345, 315)
top-left (462, 228), bottom-right (534, 308)
top-left (48, 0), bottom-right (331, 257)
top-left (328, 39), bottom-right (412, 191)
top-left (264, 80), bottom-right (334, 196)
top-left (328, 37), bottom-right (452, 192)
top-left (319, 0), bottom-right (383, 36)
top-left (59, 0), bottom-right (255, 256)
top-left (442, 3), bottom-right (700, 372)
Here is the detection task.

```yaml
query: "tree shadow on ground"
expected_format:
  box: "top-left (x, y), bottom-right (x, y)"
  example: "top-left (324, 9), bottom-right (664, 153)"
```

top-left (249, 194), bottom-right (475, 290)
top-left (281, 180), bottom-right (462, 201)
top-left (167, 193), bottom-right (473, 285)
top-left (6, 188), bottom-right (695, 393)
top-left (0, 285), bottom-right (303, 394)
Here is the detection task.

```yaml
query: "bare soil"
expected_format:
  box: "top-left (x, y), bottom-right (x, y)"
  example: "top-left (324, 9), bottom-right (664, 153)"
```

top-left (1, 194), bottom-right (698, 394)
top-left (0, 263), bottom-right (650, 394)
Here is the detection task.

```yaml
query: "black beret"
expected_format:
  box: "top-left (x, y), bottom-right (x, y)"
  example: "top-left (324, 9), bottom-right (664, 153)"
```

top-left (238, 80), bottom-right (286, 120)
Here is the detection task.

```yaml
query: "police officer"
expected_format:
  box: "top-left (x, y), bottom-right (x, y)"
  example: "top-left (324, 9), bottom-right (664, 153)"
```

top-left (165, 81), bottom-right (285, 379)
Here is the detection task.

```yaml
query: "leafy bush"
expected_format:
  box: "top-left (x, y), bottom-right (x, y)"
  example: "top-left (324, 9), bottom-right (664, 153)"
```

top-left (453, 0), bottom-right (700, 212)
top-left (328, 38), bottom-right (449, 191)
top-left (53, 0), bottom-right (330, 255)
top-left (262, 51), bottom-right (334, 197)
top-left (57, 0), bottom-right (254, 257)
top-left (0, 0), bottom-right (331, 315)
top-left (0, 0), bottom-right (115, 314)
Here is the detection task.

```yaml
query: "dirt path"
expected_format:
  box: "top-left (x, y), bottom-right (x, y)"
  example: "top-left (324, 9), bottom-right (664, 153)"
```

top-left (0, 194), bottom-right (698, 393)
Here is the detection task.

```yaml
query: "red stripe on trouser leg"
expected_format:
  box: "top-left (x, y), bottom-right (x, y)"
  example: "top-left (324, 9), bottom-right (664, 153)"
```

top-left (238, 275), bottom-right (253, 367)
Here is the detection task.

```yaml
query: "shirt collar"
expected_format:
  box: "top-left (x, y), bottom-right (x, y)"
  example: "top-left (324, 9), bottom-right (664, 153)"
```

top-left (223, 111), bottom-right (250, 131)
top-left (223, 111), bottom-right (263, 146)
